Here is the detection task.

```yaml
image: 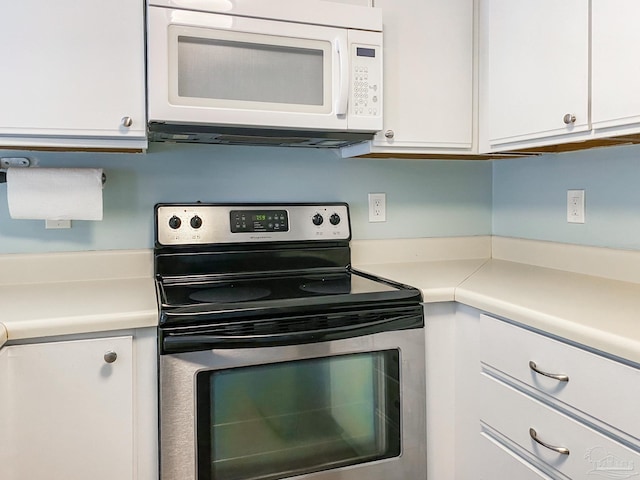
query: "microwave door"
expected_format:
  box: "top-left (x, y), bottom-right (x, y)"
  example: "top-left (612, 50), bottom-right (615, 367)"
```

top-left (147, 7), bottom-right (349, 131)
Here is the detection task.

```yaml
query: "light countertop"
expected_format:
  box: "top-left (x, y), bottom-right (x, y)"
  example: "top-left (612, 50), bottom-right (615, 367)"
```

top-left (3, 238), bottom-right (640, 367)
top-left (353, 236), bottom-right (640, 365)
top-left (0, 250), bottom-right (157, 348)
top-left (456, 259), bottom-right (640, 365)
top-left (354, 258), bottom-right (487, 302)
top-left (0, 277), bottom-right (158, 341)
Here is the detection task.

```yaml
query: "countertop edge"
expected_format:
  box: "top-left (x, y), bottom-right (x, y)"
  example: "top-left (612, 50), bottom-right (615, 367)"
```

top-left (455, 285), bottom-right (640, 365)
top-left (358, 254), bottom-right (640, 366)
top-left (0, 323), bottom-right (6, 349)
top-left (6, 310), bottom-right (159, 342)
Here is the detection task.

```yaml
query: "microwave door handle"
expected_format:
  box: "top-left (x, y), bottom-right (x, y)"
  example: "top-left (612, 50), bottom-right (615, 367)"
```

top-left (336, 37), bottom-right (349, 116)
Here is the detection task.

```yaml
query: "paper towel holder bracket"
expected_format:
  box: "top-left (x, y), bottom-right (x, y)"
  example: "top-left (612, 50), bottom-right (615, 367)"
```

top-left (0, 157), bottom-right (31, 169)
top-left (0, 157), bottom-right (32, 183)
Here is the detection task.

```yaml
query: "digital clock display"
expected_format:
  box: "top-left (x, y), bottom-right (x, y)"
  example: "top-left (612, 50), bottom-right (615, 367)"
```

top-left (230, 210), bottom-right (289, 233)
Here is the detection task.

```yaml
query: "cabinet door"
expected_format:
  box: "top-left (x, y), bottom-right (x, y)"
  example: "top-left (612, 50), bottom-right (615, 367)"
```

top-left (371, 0), bottom-right (474, 153)
top-left (480, 0), bottom-right (589, 150)
top-left (480, 314), bottom-right (640, 440)
top-left (0, 337), bottom-right (133, 480)
top-left (592, 0), bottom-right (640, 132)
top-left (0, 0), bottom-right (146, 148)
top-left (480, 373), bottom-right (640, 480)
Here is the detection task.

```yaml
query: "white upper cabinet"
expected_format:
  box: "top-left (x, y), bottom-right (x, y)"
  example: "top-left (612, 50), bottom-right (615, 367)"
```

top-left (591, 0), bottom-right (640, 133)
top-left (371, 0), bottom-right (474, 155)
top-left (0, 0), bottom-right (146, 150)
top-left (479, 0), bottom-right (590, 152)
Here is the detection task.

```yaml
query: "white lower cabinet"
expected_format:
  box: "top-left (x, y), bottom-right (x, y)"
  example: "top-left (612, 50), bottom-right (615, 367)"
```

top-left (0, 335), bottom-right (136, 480)
top-left (478, 430), bottom-right (554, 480)
top-left (478, 314), bottom-right (640, 480)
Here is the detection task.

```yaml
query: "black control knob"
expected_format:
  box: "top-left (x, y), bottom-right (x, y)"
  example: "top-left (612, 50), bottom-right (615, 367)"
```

top-left (329, 213), bottom-right (341, 225)
top-left (190, 215), bottom-right (203, 229)
top-left (312, 213), bottom-right (324, 226)
top-left (168, 215), bottom-right (181, 229)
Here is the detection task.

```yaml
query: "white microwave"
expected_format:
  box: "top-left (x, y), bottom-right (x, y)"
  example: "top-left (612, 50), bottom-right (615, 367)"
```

top-left (147, 0), bottom-right (383, 151)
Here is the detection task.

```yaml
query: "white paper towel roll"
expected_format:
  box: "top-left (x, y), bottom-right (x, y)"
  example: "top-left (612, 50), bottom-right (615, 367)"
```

top-left (6, 168), bottom-right (104, 221)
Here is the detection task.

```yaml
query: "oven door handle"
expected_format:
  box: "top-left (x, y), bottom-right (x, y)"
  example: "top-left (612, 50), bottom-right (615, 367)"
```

top-left (162, 312), bottom-right (423, 352)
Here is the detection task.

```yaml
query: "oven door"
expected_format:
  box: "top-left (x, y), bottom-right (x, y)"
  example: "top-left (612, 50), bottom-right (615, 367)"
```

top-left (159, 328), bottom-right (426, 480)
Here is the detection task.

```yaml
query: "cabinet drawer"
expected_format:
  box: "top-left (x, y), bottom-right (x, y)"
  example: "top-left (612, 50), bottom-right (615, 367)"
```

top-left (480, 373), bottom-right (640, 479)
top-left (480, 314), bottom-right (640, 440)
top-left (478, 431), bottom-right (555, 480)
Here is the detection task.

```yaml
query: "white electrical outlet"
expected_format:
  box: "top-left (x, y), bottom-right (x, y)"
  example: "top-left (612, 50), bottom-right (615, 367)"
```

top-left (368, 193), bottom-right (386, 222)
top-left (567, 189), bottom-right (585, 224)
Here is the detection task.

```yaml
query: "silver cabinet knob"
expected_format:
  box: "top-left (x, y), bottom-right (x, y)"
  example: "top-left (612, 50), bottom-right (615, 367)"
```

top-left (104, 351), bottom-right (118, 364)
top-left (384, 129), bottom-right (395, 139)
top-left (121, 116), bottom-right (133, 128)
top-left (563, 113), bottom-right (576, 125)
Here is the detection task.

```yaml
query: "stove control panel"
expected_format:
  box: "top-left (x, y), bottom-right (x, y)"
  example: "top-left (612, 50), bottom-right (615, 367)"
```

top-left (156, 203), bottom-right (350, 246)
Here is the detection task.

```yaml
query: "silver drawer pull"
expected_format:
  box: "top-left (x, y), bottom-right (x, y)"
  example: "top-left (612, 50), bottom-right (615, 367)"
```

top-left (529, 361), bottom-right (569, 382)
top-left (529, 428), bottom-right (570, 455)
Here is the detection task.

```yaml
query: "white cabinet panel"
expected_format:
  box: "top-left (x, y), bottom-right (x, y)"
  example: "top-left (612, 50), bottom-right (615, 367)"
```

top-left (481, 0), bottom-right (589, 150)
top-left (0, 336), bottom-right (134, 480)
top-left (480, 374), bottom-right (640, 480)
top-left (592, 0), bottom-right (640, 132)
top-left (480, 314), bottom-right (640, 440)
top-left (371, 0), bottom-right (473, 153)
top-left (0, 0), bottom-right (146, 149)
top-left (478, 431), bottom-right (556, 480)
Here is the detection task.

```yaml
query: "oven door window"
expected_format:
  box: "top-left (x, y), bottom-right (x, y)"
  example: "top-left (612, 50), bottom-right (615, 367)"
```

top-left (195, 350), bottom-right (401, 480)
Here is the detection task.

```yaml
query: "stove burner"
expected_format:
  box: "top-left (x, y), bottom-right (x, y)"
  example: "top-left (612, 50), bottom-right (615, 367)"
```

top-left (300, 277), bottom-right (351, 295)
top-left (189, 286), bottom-right (271, 303)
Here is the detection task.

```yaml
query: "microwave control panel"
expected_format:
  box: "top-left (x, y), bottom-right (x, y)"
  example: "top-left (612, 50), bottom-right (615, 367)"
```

top-left (351, 44), bottom-right (382, 118)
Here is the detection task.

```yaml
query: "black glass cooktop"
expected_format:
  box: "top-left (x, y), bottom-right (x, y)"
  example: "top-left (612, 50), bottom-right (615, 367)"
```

top-left (157, 269), bottom-right (422, 327)
top-left (159, 271), bottom-right (402, 308)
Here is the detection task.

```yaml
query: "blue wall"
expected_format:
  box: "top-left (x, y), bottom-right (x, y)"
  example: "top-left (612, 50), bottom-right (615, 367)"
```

top-left (4, 140), bottom-right (640, 255)
top-left (493, 143), bottom-right (640, 250)
top-left (0, 143), bottom-right (492, 254)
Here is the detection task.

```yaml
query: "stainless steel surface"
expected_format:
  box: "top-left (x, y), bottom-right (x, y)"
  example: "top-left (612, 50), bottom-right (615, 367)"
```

top-left (160, 328), bottom-right (427, 480)
top-left (529, 428), bottom-right (570, 455)
top-left (104, 351), bottom-right (118, 364)
top-left (563, 113), bottom-right (576, 125)
top-left (121, 116), bottom-right (133, 128)
top-left (528, 361), bottom-right (569, 382)
top-left (384, 129), bottom-right (394, 139)
top-left (157, 204), bottom-right (350, 246)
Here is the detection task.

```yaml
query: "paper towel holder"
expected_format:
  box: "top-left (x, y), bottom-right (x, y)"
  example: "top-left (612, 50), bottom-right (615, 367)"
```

top-left (0, 169), bottom-right (107, 186)
top-left (0, 157), bottom-right (31, 183)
